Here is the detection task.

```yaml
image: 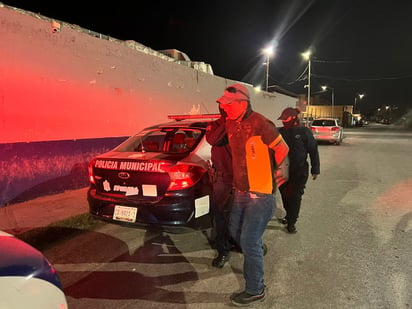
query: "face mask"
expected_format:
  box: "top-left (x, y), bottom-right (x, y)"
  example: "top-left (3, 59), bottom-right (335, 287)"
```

top-left (221, 101), bottom-right (248, 121)
top-left (282, 119), bottom-right (297, 129)
top-left (219, 106), bottom-right (227, 118)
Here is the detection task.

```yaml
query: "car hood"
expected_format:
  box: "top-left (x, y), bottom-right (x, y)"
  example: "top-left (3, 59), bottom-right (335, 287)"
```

top-left (0, 231), bottom-right (63, 290)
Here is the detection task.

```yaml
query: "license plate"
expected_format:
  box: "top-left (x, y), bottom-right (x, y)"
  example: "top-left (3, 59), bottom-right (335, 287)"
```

top-left (113, 205), bottom-right (138, 223)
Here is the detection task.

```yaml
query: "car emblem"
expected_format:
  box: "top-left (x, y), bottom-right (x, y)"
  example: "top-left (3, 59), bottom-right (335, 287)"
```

top-left (118, 172), bottom-right (130, 179)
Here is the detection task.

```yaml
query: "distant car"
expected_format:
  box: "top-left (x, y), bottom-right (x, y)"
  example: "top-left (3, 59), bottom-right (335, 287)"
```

top-left (310, 118), bottom-right (344, 145)
top-left (88, 114), bottom-right (220, 233)
top-left (0, 230), bottom-right (68, 309)
top-left (355, 119), bottom-right (364, 126)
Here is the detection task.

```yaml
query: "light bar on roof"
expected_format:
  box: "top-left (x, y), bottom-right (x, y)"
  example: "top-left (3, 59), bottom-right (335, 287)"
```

top-left (168, 114), bottom-right (221, 121)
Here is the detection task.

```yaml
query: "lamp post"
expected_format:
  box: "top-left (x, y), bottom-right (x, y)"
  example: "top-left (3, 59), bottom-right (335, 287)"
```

top-left (321, 85), bottom-right (335, 118)
top-left (262, 46), bottom-right (274, 91)
top-left (302, 50), bottom-right (312, 121)
top-left (354, 93), bottom-right (364, 113)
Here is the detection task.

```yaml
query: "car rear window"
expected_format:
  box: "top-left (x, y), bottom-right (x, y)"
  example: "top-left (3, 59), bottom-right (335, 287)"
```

top-left (114, 128), bottom-right (203, 153)
top-left (312, 120), bottom-right (336, 126)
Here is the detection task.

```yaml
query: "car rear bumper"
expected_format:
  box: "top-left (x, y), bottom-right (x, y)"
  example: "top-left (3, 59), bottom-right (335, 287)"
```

top-left (87, 188), bottom-right (212, 233)
top-left (313, 133), bottom-right (341, 142)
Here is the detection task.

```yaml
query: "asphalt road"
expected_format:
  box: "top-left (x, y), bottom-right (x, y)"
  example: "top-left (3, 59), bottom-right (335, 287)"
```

top-left (44, 123), bottom-right (412, 309)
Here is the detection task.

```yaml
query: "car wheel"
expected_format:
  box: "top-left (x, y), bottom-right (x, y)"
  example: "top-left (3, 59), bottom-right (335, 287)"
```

top-left (335, 136), bottom-right (342, 145)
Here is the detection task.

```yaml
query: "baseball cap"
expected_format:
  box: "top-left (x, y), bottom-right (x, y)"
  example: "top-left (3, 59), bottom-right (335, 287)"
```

top-left (278, 107), bottom-right (300, 120)
top-left (216, 83), bottom-right (250, 105)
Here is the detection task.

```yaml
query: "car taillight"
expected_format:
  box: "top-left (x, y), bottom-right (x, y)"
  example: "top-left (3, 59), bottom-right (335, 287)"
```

top-left (331, 126), bottom-right (339, 132)
top-left (88, 159), bottom-right (96, 184)
top-left (167, 164), bottom-right (206, 191)
top-left (310, 127), bottom-right (316, 132)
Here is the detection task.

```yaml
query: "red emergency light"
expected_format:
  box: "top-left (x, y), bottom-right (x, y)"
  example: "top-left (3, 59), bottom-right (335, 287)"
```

top-left (168, 114), bottom-right (221, 121)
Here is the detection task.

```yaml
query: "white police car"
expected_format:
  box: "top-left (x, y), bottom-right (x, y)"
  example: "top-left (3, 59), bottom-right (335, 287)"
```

top-left (88, 114), bottom-right (219, 233)
top-left (0, 230), bottom-right (68, 308)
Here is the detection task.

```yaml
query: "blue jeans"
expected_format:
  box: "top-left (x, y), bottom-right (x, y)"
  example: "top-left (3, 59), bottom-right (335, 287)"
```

top-left (229, 191), bottom-right (275, 294)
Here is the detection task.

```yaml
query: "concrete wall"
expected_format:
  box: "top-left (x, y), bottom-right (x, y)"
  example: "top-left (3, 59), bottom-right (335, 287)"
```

top-left (0, 4), bottom-right (297, 206)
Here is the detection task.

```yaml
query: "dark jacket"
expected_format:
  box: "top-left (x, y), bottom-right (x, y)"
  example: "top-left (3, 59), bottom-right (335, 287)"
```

top-left (205, 117), bottom-right (233, 184)
top-left (279, 125), bottom-right (320, 177)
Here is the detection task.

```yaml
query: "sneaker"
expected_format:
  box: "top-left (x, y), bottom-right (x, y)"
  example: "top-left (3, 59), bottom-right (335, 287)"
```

top-left (287, 224), bottom-right (297, 234)
top-left (212, 254), bottom-right (229, 268)
top-left (278, 217), bottom-right (287, 225)
top-left (262, 243), bottom-right (268, 256)
top-left (231, 290), bottom-right (265, 306)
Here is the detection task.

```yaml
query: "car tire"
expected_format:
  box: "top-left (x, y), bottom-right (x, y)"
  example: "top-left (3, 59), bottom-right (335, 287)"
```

top-left (335, 133), bottom-right (343, 145)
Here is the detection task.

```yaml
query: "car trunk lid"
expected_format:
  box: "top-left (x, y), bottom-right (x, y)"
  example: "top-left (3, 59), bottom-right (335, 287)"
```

top-left (89, 151), bottom-right (205, 202)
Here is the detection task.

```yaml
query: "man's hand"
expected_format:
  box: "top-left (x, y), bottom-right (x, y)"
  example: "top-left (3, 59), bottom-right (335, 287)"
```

top-left (312, 174), bottom-right (319, 180)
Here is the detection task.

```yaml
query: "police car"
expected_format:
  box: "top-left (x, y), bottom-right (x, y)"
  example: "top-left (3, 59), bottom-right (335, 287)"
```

top-left (88, 114), bottom-right (220, 233)
top-left (0, 230), bottom-right (68, 308)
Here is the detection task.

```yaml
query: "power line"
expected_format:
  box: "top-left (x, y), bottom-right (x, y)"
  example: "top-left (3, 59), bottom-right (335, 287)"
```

top-left (312, 59), bottom-right (352, 64)
top-left (277, 66), bottom-right (412, 85)
top-left (312, 73), bottom-right (412, 82)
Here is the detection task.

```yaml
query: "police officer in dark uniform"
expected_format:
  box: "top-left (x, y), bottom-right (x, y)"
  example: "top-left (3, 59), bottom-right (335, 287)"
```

top-left (206, 107), bottom-right (233, 268)
top-left (277, 107), bottom-right (320, 233)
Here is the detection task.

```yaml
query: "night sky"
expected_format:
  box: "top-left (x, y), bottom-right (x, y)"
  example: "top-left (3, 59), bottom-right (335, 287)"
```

top-left (3, 0), bottom-right (412, 114)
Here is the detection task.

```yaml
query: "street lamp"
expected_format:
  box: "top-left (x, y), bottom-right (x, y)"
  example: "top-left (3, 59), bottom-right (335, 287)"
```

top-left (354, 93), bottom-right (364, 113)
top-left (301, 50), bottom-right (312, 121)
top-left (321, 85), bottom-right (335, 118)
top-left (262, 46), bottom-right (274, 91)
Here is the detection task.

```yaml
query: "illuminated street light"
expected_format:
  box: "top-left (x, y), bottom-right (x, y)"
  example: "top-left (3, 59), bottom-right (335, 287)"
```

top-left (301, 50), bottom-right (312, 123)
top-left (262, 46), bottom-right (274, 91)
top-left (354, 93), bottom-right (365, 113)
top-left (321, 85), bottom-right (335, 118)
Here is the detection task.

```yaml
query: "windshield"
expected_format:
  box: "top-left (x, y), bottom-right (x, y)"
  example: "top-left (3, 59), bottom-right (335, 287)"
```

top-left (114, 128), bottom-right (203, 153)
